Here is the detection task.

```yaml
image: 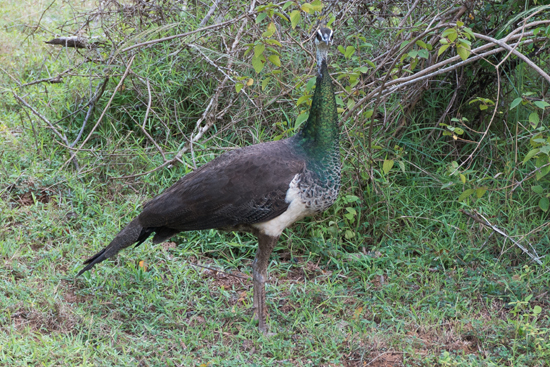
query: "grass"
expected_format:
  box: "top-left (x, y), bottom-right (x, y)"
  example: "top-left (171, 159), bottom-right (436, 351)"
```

top-left (1, 1), bottom-right (550, 366)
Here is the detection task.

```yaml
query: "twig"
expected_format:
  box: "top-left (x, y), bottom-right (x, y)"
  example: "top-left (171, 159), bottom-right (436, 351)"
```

top-left (70, 76), bottom-right (110, 148)
top-left (23, 0), bottom-right (56, 44)
top-left (118, 3), bottom-right (255, 180)
top-left (63, 55), bottom-right (136, 169)
top-left (189, 263), bottom-right (249, 280)
top-left (199, 0), bottom-right (220, 26)
top-left (473, 32), bottom-right (550, 85)
top-left (188, 43), bottom-right (257, 107)
top-left (120, 13), bottom-right (250, 53)
top-left (13, 92), bottom-right (79, 169)
top-left (399, 0), bottom-right (421, 27)
top-left (21, 76), bottom-right (64, 86)
top-left (511, 162), bottom-right (550, 193)
top-left (138, 80), bottom-right (165, 160)
top-left (460, 209), bottom-right (543, 265)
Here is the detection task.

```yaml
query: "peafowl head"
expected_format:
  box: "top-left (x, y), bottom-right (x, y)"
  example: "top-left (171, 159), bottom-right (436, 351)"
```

top-left (315, 27), bottom-right (334, 73)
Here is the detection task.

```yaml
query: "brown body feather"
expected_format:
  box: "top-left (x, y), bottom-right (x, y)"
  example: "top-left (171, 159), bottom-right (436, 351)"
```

top-left (77, 138), bottom-right (306, 276)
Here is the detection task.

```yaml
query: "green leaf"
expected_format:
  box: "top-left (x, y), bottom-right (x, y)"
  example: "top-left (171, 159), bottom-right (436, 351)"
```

top-left (274, 12), bottom-right (288, 21)
top-left (529, 112), bottom-right (540, 128)
top-left (448, 31), bottom-right (458, 42)
top-left (441, 28), bottom-right (457, 38)
top-left (254, 43), bottom-right (265, 58)
top-left (268, 54), bottom-right (281, 67)
top-left (539, 197), bottom-right (549, 212)
top-left (344, 229), bottom-right (355, 239)
top-left (510, 97), bottom-right (522, 110)
top-left (282, 1), bottom-right (293, 10)
top-left (305, 77), bottom-right (316, 92)
top-left (296, 95), bottom-right (311, 106)
top-left (454, 128), bottom-right (464, 135)
top-left (364, 109), bottom-right (373, 119)
top-left (476, 186), bottom-right (488, 198)
top-left (256, 12), bottom-right (267, 24)
top-left (261, 77), bottom-right (270, 90)
top-left (533, 305), bottom-right (543, 315)
top-left (438, 44), bottom-right (450, 56)
top-left (251, 54), bottom-right (265, 73)
top-left (265, 39), bottom-right (282, 47)
top-left (457, 38), bottom-right (471, 48)
top-left (290, 10), bottom-right (301, 29)
top-left (337, 45), bottom-right (345, 54)
top-left (295, 112), bottom-right (309, 127)
top-left (327, 15), bottom-right (336, 28)
top-left (418, 49), bottom-right (429, 59)
top-left (460, 174), bottom-right (466, 184)
top-left (479, 104), bottom-right (488, 111)
top-left (458, 189), bottom-right (475, 202)
top-left (301, 3), bottom-right (313, 13)
top-left (536, 164), bottom-right (550, 180)
top-left (534, 100), bottom-right (550, 109)
top-left (365, 59), bottom-right (376, 68)
top-left (463, 27), bottom-right (475, 39)
top-left (415, 40), bottom-right (428, 49)
top-left (310, 0), bottom-right (324, 11)
top-left (346, 195), bottom-right (360, 203)
top-left (262, 22), bottom-right (277, 38)
top-left (398, 161), bottom-right (406, 173)
top-left (235, 83), bottom-right (244, 93)
top-left (457, 45), bottom-right (470, 61)
top-left (532, 185), bottom-right (544, 194)
top-left (456, 20), bottom-right (464, 27)
top-left (344, 46), bottom-right (356, 59)
top-left (382, 159), bottom-right (394, 174)
top-left (522, 148), bottom-right (540, 164)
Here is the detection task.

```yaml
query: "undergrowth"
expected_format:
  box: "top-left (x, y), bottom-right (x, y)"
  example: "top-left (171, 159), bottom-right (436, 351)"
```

top-left (1, 0), bottom-right (550, 366)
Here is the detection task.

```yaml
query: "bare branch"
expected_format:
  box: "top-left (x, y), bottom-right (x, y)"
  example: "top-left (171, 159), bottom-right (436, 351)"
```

top-left (461, 210), bottom-right (544, 265)
top-left (120, 13), bottom-right (250, 54)
top-left (63, 55), bottom-right (136, 169)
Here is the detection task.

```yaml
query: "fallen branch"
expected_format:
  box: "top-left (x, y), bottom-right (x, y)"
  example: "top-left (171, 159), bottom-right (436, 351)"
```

top-left (45, 36), bottom-right (88, 49)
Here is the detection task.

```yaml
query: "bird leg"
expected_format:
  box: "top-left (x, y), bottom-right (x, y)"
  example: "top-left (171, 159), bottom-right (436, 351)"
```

top-left (252, 232), bottom-right (279, 334)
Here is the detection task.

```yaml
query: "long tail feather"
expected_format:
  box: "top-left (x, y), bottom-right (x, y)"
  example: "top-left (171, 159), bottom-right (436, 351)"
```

top-left (77, 217), bottom-right (149, 276)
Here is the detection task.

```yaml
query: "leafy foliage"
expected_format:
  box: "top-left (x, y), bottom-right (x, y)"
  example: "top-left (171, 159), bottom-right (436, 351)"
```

top-left (1, 0), bottom-right (550, 365)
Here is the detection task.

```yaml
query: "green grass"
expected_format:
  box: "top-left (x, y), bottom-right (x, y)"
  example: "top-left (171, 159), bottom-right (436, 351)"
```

top-left (1, 1), bottom-right (550, 366)
top-left (2, 126), bottom-right (549, 366)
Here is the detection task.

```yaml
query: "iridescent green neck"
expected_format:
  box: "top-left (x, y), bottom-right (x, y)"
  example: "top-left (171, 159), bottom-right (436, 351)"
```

top-left (294, 60), bottom-right (339, 162)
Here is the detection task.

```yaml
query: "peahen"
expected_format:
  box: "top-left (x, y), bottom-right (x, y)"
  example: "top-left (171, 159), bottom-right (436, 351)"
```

top-left (77, 27), bottom-right (339, 333)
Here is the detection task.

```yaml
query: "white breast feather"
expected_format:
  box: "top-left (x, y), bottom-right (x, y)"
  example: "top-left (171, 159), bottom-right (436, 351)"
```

top-left (252, 174), bottom-right (311, 237)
